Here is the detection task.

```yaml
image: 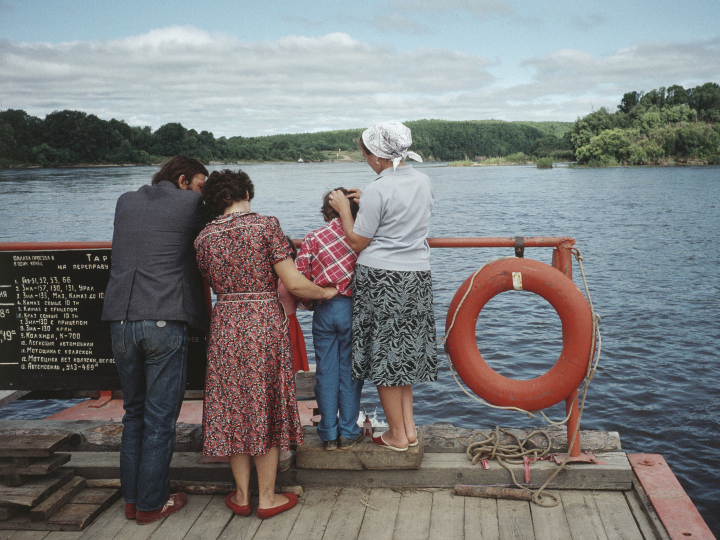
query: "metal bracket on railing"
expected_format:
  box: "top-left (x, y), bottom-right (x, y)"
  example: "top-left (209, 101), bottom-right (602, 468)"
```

top-left (514, 237), bottom-right (525, 258)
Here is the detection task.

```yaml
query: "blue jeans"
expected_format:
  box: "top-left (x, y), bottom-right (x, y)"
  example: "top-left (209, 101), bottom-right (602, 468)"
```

top-left (110, 320), bottom-right (188, 512)
top-left (312, 296), bottom-right (363, 441)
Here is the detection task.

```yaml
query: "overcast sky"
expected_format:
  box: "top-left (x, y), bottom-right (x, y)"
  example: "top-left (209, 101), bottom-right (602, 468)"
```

top-left (1, 0), bottom-right (718, 137)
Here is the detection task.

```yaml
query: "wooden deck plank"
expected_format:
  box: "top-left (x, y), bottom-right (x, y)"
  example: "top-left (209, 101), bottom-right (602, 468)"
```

top-left (0, 532), bottom-right (50, 540)
top-left (1, 507), bottom-right (22, 521)
top-left (286, 488), bottom-right (339, 540)
top-left (43, 532), bottom-right (81, 540)
top-left (253, 494), bottom-right (304, 540)
top-left (76, 499), bottom-right (127, 540)
top-left (559, 491), bottom-right (608, 540)
top-left (216, 513), bottom-right (262, 540)
top-left (496, 500), bottom-right (534, 540)
top-left (623, 491), bottom-right (659, 540)
top-left (627, 477), bottom-right (670, 540)
top-left (356, 488), bottom-right (401, 540)
top-left (0, 469), bottom-right (74, 508)
top-left (464, 497), bottom-right (499, 540)
top-left (182, 495), bottom-right (232, 540)
top-left (0, 436), bottom-right (69, 459)
top-left (593, 491), bottom-right (644, 540)
top-left (529, 496), bottom-right (573, 540)
top-left (393, 490), bottom-right (432, 540)
top-left (0, 455), bottom-right (71, 477)
top-left (150, 494), bottom-right (210, 540)
top-left (30, 478), bottom-right (86, 522)
top-left (429, 491), bottom-right (464, 540)
top-left (321, 487), bottom-right (369, 540)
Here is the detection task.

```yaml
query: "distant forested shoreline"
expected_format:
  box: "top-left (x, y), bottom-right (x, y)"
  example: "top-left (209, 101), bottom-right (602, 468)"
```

top-left (1, 81), bottom-right (718, 169)
top-left (0, 110), bottom-right (572, 169)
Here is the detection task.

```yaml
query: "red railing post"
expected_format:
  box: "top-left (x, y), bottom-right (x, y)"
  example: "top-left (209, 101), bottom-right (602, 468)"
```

top-left (551, 239), bottom-right (574, 278)
top-left (566, 389), bottom-right (581, 458)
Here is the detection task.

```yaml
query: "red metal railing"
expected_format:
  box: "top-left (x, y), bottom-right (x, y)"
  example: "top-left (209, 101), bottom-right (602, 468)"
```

top-left (0, 238), bottom-right (584, 456)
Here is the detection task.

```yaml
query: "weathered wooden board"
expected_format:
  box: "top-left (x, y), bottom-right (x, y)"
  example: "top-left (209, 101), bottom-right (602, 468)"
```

top-left (497, 499), bottom-right (534, 540)
top-left (626, 476), bottom-right (671, 540)
top-left (0, 454), bottom-right (71, 476)
top-left (0, 503), bottom-right (101, 532)
top-left (530, 494), bottom-right (573, 540)
top-left (429, 490), bottom-right (465, 540)
top-left (0, 435), bottom-right (69, 458)
top-left (0, 505), bottom-right (21, 521)
top-left (181, 495), bottom-right (232, 540)
top-left (593, 490), bottom-right (645, 540)
top-left (254, 493), bottom-right (304, 540)
top-left (296, 432), bottom-right (423, 470)
top-left (394, 490), bottom-right (433, 540)
top-left (30, 476), bottom-right (86, 521)
top-left (3, 475), bottom-right (27, 488)
top-left (356, 488), bottom-right (402, 540)
top-left (322, 487), bottom-right (369, 540)
top-left (559, 490), bottom-right (609, 540)
top-left (464, 497), bottom-right (499, 540)
top-left (28, 476), bottom-right (85, 523)
top-left (0, 467), bottom-right (74, 507)
top-left (0, 487), bottom-right (121, 532)
top-left (284, 487), bottom-right (338, 540)
top-left (75, 499), bottom-right (129, 540)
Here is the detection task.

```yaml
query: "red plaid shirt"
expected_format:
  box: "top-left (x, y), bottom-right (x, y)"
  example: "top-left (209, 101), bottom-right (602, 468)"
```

top-left (295, 218), bottom-right (357, 297)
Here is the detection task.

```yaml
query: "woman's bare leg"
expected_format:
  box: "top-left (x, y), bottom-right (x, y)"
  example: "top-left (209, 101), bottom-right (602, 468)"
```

top-left (254, 447), bottom-right (290, 509)
top-left (377, 385), bottom-right (410, 448)
top-left (228, 454), bottom-right (251, 506)
top-left (401, 385), bottom-right (417, 444)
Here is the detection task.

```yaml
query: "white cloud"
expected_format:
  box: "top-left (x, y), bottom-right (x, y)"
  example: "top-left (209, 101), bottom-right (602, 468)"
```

top-left (1, 28), bottom-right (719, 136)
top-left (0, 28), bottom-right (494, 136)
top-left (521, 38), bottom-right (720, 98)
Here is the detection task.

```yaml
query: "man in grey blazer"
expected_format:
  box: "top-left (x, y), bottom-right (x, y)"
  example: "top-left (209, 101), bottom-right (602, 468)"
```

top-left (101, 155), bottom-right (210, 525)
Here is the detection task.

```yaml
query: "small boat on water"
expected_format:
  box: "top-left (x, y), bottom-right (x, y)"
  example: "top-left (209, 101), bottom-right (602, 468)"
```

top-left (0, 238), bottom-right (715, 539)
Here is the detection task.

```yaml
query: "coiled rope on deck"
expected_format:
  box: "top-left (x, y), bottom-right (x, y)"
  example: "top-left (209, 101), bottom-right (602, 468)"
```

top-left (440, 249), bottom-right (602, 507)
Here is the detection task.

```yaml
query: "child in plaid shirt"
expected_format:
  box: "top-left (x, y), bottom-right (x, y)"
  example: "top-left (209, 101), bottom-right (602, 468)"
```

top-left (296, 188), bottom-right (363, 450)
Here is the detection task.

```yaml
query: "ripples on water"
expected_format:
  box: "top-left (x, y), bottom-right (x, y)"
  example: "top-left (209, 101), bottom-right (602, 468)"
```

top-left (1, 162), bottom-right (718, 534)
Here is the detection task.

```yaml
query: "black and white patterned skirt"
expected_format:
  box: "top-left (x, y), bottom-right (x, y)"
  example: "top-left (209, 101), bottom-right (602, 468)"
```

top-left (351, 264), bottom-right (438, 386)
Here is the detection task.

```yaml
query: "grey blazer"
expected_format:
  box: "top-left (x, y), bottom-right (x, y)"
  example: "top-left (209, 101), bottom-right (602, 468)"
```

top-left (101, 180), bottom-right (210, 332)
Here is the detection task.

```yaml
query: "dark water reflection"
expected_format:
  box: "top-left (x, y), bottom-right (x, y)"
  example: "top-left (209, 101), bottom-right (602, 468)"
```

top-left (1, 162), bottom-right (718, 534)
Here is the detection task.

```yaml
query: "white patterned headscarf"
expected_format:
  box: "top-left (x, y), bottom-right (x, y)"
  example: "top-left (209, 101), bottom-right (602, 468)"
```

top-left (361, 121), bottom-right (423, 171)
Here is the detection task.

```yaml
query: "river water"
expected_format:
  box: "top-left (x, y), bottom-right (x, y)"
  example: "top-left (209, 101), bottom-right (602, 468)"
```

top-left (1, 162), bottom-right (718, 534)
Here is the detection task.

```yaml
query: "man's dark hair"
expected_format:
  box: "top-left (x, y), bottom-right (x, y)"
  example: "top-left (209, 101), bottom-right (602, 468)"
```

top-left (201, 169), bottom-right (255, 215)
top-left (152, 155), bottom-right (209, 188)
top-left (322, 187), bottom-right (359, 221)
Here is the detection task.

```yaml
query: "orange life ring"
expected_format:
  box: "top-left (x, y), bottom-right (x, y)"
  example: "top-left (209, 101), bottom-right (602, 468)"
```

top-left (445, 258), bottom-right (593, 411)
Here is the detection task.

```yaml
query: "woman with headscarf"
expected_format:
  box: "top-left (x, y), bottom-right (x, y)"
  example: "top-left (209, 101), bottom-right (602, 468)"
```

top-left (329, 121), bottom-right (437, 451)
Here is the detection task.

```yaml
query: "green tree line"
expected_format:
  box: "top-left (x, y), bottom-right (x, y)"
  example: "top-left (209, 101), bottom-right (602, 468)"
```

top-left (0, 108), bottom-right (573, 168)
top-left (569, 82), bottom-right (720, 166)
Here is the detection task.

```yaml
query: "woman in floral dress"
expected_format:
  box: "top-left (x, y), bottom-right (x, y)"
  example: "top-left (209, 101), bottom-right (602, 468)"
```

top-left (195, 169), bottom-right (338, 519)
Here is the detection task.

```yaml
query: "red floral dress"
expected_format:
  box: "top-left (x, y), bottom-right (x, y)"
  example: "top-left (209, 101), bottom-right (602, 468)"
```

top-left (195, 212), bottom-right (304, 456)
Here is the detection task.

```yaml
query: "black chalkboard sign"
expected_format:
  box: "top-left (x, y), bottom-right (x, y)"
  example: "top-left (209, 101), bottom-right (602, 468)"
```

top-left (0, 249), bottom-right (207, 390)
